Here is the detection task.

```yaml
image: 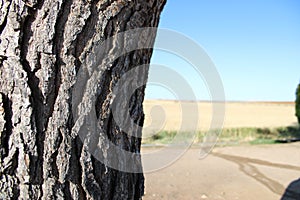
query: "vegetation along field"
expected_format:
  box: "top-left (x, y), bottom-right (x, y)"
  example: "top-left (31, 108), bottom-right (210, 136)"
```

top-left (142, 100), bottom-right (299, 145)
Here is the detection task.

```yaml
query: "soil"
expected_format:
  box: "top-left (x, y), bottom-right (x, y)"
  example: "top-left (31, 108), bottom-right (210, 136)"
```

top-left (142, 142), bottom-right (300, 200)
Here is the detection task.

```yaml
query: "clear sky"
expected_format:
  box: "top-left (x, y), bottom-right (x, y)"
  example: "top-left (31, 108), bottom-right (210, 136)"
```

top-left (145, 0), bottom-right (300, 101)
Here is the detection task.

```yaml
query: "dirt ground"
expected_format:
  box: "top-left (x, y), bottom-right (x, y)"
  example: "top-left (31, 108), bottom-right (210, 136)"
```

top-left (142, 142), bottom-right (300, 200)
top-left (141, 100), bottom-right (299, 199)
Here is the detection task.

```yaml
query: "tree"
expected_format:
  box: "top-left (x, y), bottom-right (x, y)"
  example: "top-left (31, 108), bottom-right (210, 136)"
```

top-left (0, 0), bottom-right (166, 199)
top-left (296, 83), bottom-right (300, 124)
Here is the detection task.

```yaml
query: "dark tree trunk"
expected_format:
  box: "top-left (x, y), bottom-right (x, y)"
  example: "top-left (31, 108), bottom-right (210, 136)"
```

top-left (0, 0), bottom-right (166, 199)
top-left (296, 84), bottom-right (300, 125)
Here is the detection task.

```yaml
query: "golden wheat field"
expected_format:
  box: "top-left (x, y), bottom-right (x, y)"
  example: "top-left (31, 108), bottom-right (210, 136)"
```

top-left (142, 100), bottom-right (297, 134)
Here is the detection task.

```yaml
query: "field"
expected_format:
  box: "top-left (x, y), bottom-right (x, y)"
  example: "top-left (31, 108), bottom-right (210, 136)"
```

top-left (142, 100), bottom-right (297, 133)
top-left (141, 100), bottom-right (300, 200)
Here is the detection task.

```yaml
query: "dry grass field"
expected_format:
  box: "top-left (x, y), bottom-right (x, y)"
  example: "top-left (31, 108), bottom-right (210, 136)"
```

top-left (142, 100), bottom-right (297, 134)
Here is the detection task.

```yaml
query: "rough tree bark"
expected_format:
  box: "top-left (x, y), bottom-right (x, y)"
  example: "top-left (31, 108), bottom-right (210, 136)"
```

top-left (0, 0), bottom-right (166, 199)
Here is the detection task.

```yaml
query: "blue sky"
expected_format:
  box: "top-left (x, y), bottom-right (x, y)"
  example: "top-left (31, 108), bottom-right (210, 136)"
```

top-left (145, 0), bottom-right (300, 101)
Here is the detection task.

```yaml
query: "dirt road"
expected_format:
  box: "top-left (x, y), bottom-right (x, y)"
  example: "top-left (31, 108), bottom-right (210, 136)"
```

top-left (142, 142), bottom-right (300, 200)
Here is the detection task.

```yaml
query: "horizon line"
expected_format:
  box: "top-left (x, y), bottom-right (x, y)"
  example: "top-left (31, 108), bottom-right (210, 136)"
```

top-left (144, 98), bottom-right (295, 104)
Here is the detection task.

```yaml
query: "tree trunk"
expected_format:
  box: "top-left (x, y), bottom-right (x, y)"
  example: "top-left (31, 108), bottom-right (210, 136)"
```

top-left (0, 0), bottom-right (166, 199)
top-left (296, 84), bottom-right (300, 125)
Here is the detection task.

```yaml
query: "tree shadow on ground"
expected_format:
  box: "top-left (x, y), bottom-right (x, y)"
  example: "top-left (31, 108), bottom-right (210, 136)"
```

top-left (281, 178), bottom-right (300, 200)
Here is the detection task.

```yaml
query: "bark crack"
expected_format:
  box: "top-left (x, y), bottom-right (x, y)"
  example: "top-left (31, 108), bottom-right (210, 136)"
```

top-left (75, 136), bottom-right (87, 199)
top-left (62, 180), bottom-right (72, 200)
top-left (50, 0), bottom-right (73, 121)
top-left (20, 57), bottom-right (45, 185)
top-left (11, 179), bottom-right (20, 200)
top-left (0, 55), bottom-right (8, 66)
top-left (0, 93), bottom-right (13, 159)
top-left (3, 148), bottom-right (19, 176)
top-left (20, 0), bottom-right (45, 65)
top-left (0, 0), bottom-right (11, 35)
top-left (50, 129), bottom-right (62, 179)
top-left (74, 0), bottom-right (100, 59)
top-left (19, 0), bottom-right (46, 188)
